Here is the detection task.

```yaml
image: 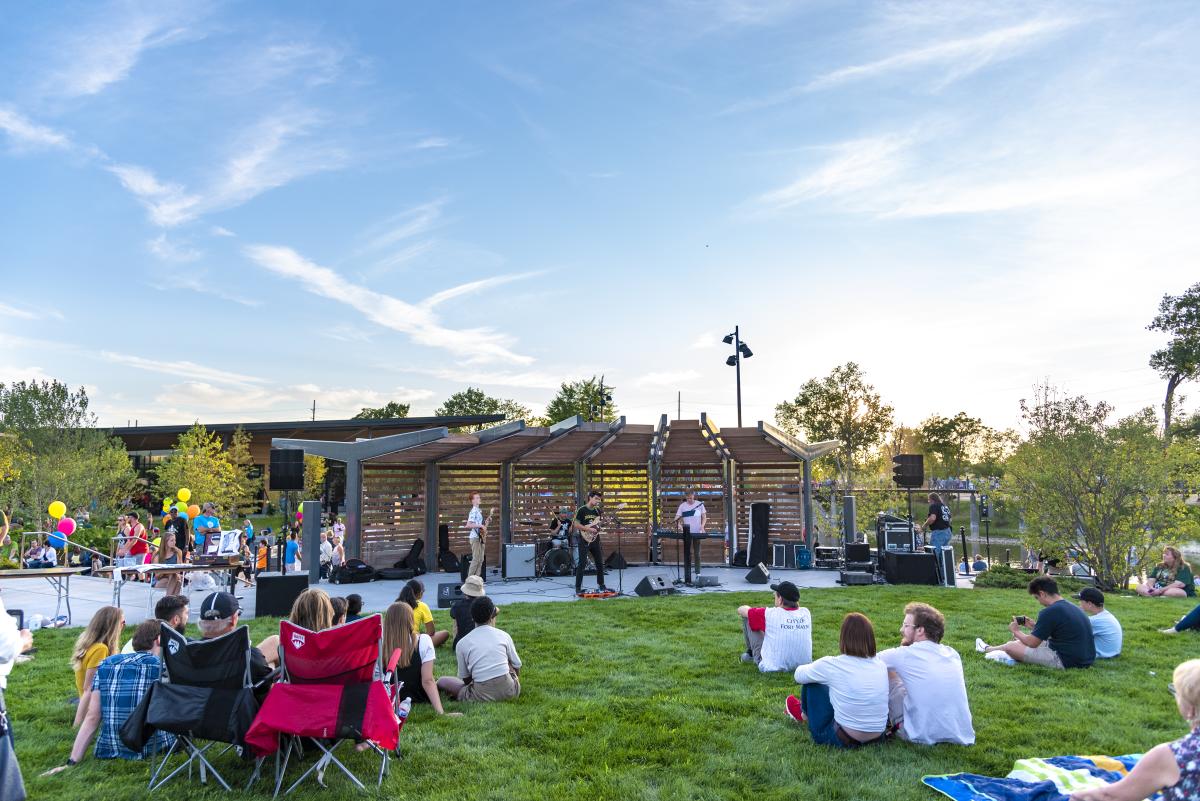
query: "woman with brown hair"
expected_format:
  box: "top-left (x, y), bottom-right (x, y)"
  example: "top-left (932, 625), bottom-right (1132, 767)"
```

top-left (382, 602), bottom-right (456, 715)
top-left (71, 606), bottom-right (124, 728)
top-left (786, 612), bottom-right (888, 747)
top-left (1139, 546), bottom-right (1196, 598)
top-left (288, 588), bottom-right (335, 632)
top-left (153, 530), bottom-right (185, 596)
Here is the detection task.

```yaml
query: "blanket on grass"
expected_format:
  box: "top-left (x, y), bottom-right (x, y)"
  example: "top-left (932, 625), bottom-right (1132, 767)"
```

top-left (923, 755), bottom-right (1163, 801)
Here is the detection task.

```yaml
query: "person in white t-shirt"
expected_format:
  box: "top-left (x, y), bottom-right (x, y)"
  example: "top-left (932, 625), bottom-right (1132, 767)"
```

top-left (877, 602), bottom-right (975, 745)
top-left (737, 581), bottom-right (812, 672)
top-left (436, 597), bottom-right (522, 703)
top-left (1075, 588), bottom-right (1122, 659)
top-left (465, 493), bottom-right (487, 580)
top-left (673, 488), bottom-right (707, 569)
top-left (786, 613), bottom-right (888, 748)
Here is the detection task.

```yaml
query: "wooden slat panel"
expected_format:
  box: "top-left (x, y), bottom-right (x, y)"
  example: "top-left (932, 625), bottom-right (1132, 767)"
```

top-left (511, 464), bottom-right (577, 545)
top-left (735, 463), bottom-right (804, 545)
top-left (587, 464), bottom-right (653, 563)
top-left (658, 463), bottom-right (727, 564)
top-left (437, 465), bottom-right (503, 565)
top-left (361, 465), bottom-right (425, 567)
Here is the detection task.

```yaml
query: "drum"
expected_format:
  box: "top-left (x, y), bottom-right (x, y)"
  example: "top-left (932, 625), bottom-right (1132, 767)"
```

top-left (550, 536), bottom-right (567, 550)
top-left (544, 548), bottom-right (573, 576)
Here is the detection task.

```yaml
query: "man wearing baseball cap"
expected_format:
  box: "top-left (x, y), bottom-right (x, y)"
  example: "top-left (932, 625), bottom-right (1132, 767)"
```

top-left (736, 581), bottom-right (812, 672)
top-left (451, 575), bottom-right (486, 649)
top-left (1075, 587), bottom-right (1123, 659)
top-left (196, 592), bottom-right (279, 689)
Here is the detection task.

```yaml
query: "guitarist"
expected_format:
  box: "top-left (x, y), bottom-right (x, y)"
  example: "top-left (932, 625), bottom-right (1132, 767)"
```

top-left (465, 492), bottom-right (491, 581)
top-left (572, 490), bottom-right (610, 597)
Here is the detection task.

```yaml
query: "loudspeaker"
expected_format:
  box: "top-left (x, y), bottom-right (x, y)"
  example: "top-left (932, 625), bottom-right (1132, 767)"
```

top-left (845, 543), bottom-right (871, 563)
top-left (439, 551), bottom-right (460, 572)
top-left (745, 562), bottom-right (770, 584)
top-left (842, 495), bottom-right (857, 541)
top-left (882, 552), bottom-right (939, 585)
top-left (840, 571), bottom-right (874, 586)
top-left (437, 582), bottom-right (464, 609)
top-left (605, 551), bottom-right (627, 570)
top-left (459, 554), bottom-right (471, 582)
top-left (772, 542), bottom-right (795, 569)
top-left (255, 572), bottom-right (309, 617)
top-left (695, 574), bottom-right (719, 587)
top-left (438, 524), bottom-right (450, 554)
top-left (634, 574), bottom-right (676, 597)
top-left (503, 544), bottom-right (536, 579)
top-left (269, 449), bottom-right (304, 491)
top-left (748, 503), bottom-right (770, 567)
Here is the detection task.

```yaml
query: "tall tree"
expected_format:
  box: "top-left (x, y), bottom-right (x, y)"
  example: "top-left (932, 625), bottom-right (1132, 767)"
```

top-left (543, 377), bottom-right (618, 424)
top-left (352, 401), bottom-right (411, 420)
top-left (915, 413), bottom-right (985, 477)
top-left (1149, 282), bottom-right (1200, 441)
top-left (303, 455), bottom-right (328, 500)
top-left (774, 362), bottom-right (894, 484)
top-left (435, 388), bottom-right (531, 432)
top-left (225, 426), bottom-right (262, 518)
top-left (152, 424), bottom-right (238, 513)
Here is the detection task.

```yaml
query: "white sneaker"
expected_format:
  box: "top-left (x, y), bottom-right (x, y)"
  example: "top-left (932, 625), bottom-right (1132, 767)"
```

top-left (975, 637), bottom-right (988, 653)
top-left (740, 652), bottom-right (755, 664)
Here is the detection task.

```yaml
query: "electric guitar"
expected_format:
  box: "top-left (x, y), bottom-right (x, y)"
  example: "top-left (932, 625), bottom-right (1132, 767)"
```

top-left (577, 502), bottom-right (627, 544)
top-left (477, 507), bottom-right (496, 543)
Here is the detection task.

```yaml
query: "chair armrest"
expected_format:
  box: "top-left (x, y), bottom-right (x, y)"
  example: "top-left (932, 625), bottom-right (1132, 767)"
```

top-left (386, 648), bottom-right (403, 674)
top-left (252, 666), bottom-right (282, 689)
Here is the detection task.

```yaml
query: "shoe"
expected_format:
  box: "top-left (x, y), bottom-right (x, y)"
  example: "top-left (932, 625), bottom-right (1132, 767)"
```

top-left (785, 695), bottom-right (805, 724)
top-left (1161, 627), bottom-right (1180, 635)
top-left (52, 615), bottom-right (68, 628)
top-left (975, 637), bottom-right (988, 653)
top-left (576, 590), bottom-right (588, 597)
top-left (598, 586), bottom-right (611, 594)
top-left (740, 652), bottom-right (755, 664)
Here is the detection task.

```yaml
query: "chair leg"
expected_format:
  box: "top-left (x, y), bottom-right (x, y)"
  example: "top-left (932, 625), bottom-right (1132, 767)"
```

top-left (285, 740), bottom-right (365, 795)
top-left (148, 737), bottom-right (182, 789)
top-left (273, 737), bottom-right (294, 799)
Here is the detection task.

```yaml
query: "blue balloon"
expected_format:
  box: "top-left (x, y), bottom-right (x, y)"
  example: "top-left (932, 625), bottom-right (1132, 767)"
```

top-left (48, 533), bottom-right (66, 549)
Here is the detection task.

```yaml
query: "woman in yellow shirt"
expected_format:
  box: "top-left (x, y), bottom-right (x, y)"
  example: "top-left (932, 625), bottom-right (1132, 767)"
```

top-left (71, 605), bottom-right (124, 727)
top-left (398, 580), bottom-right (449, 647)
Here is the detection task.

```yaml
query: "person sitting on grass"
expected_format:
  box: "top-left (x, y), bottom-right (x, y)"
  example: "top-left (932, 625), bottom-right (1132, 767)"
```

top-left (436, 597), bottom-right (522, 703)
top-left (382, 601), bottom-right (458, 716)
top-left (972, 554), bottom-right (989, 572)
top-left (23, 538), bottom-right (56, 569)
top-left (289, 588), bottom-right (335, 632)
top-left (330, 596), bottom-right (348, 627)
top-left (71, 606), bottom-right (124, 730)
top-left (399, 579), bottom-right (449, 647)
top-left (1070, 658), bottom-right (1200, 800)
top-left (345, 593), bottom-right (364, 623)
top-left (451, 575), bottom-right (486, 648)
top-left (978, 576), bottom-right (1095, 669)
top-left (736, 580), bottom-right (812, 673)
top-left (877, 602), bottom-right (974, 745)
top-left (1138, 546), bottom-right (1196, 599)
top-left (785, 612), bottom-right (888, 748)
top-left (196, 592), bottom-right (279, 689)
top-left (121, 594), bottom-right (189, 654)
top-left (1162, 603), bottom-right (1200, 636)
top-left (1074, 588), bottom-right (1122, 659)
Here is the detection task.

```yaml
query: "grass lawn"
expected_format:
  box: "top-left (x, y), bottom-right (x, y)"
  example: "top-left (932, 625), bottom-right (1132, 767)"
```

top-left (9, 585), bottom-right (1198, 801)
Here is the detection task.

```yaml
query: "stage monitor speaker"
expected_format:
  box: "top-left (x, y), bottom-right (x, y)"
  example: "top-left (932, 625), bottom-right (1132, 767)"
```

top-left (605, 551), bottom-right (628, 570)
top-left (845, 543), bottom-right (871, 563)
top-left (504, 544), bottom-right (536, 579)
top-left (437, 582), bottom-right (465, 609)
top-left (748, 502), bottom-right (770, 568)
top-left (745, 562), bottom-right (770, 584)
top-left (255, 572), bottom-right (309, 617)
top-left (269, 448), bottom-right (304, 491)
top-left (695, 574), bottom-right (719, 587)
top-left (843, 495), bottom-right (857, 541)
top-left (634, 574), bottom-right (677, 597)
top-left (883, 552), bottom-right (939, 585)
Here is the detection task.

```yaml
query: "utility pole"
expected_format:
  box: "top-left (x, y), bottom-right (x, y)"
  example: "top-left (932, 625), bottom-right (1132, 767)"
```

top-left (677, 391), bottom-right (681, 420)
top-left (312, 400), bottom-right (316, 421)
top-left (723, 326), bottom-right (753, 427)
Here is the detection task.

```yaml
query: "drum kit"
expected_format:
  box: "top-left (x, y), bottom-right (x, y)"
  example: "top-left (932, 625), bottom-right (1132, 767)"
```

top-left (520, 519), bottom-right (574, 577)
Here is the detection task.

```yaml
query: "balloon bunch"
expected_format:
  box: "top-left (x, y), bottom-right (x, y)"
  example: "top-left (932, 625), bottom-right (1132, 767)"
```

top-left (47, 500), bottom-right (75, 548)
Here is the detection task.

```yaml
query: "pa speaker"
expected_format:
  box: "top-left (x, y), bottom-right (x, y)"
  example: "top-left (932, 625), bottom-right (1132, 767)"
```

top-left (437, 582), bottom-right (465, 609)
top-left (634, 574), bottom-right (676, 597)
top-left (883, 552), bottom-right (938, 585)
top-left (605, 551), bottom-right (628, 570)
top-left (745, 562), bottom-right (770, 584)
top-left (842, 495), bottom-right (857, 541)
top-left (438, 524), bottom-right (451, 554)
top-left (255, 572), bottom-right (309, 617)
top-left (269, 448), bottom-right (304, 491)
top-left (748, 502), bottom-right (770, 567)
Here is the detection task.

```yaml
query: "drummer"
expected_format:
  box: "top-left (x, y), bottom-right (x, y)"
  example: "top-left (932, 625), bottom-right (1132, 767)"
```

top-left (548, 506), bottom-right (573, 546)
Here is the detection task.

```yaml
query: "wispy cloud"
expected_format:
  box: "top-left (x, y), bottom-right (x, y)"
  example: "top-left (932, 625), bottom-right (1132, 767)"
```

top-left (634, 369), bottom-right (703, 388)
top-left (107, 163), bottom-right (201, 227)
top-left (101, 351), bottom-right (267, 387)
top-left (356, 199), bottom-right (447, 256)
top-left (412, 136), bottom-right (452, 150)
top-left (753, 135), bottom-right (911, 212)
top-left (420, 272), bottom-right (542, 310)
top-left (480, 58), bottom-right (544, 93)
top-left (147, 272), bottom-right (263, 307)
top-left (0, 106), bottom-right (72, 151)
top-left (403, 367), bottom-right (574, 390)
top-left (147, 234), bottom-right (201, 263)
top-left (244, 244), bottom-right (535, 364)
top-left (0, 301), bottom-right (60, 321)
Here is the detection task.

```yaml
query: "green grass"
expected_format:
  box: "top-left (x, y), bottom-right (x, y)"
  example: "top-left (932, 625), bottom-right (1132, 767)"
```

top-left (9, 587), bottom-right (1198, 801)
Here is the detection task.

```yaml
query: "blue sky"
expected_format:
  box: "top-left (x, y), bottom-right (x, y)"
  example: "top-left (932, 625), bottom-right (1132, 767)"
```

top-left (1, 1), bottom-right (1197, 432)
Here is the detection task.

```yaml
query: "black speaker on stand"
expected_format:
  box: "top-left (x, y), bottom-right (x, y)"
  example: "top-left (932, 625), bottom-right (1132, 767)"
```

top-left (269, 449), bottom-right (304, 491)
top-left (255, 572), bottom-right (309, 617)
top-left (748, 502), bottom-right (770, 568)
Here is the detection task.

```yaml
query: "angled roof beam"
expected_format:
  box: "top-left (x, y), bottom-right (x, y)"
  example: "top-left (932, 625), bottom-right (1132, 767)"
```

top-left (699, 413), bottom-right (731, 461)
top-left (757, 421), bottom-right (840, 462)
top-left (272, 427), bottom-right (450, 462)
top-left (510, 415), bottom-right (582, 461)
top-left (434, 419), bottom-right (527, 462)
top-left (650, 414), bottom-right (669, 462)
top-left (581, 416), bottom-right (626, 462)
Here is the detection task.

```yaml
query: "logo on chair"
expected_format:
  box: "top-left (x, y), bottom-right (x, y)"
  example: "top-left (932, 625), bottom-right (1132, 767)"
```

top-left (291, 632), bottom-right (306, 649)
top-left (167, 639), bottom-right (180, 655)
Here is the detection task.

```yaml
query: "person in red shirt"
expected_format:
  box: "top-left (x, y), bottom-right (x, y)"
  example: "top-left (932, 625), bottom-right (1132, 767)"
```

top-left (126, 512), bottom-right (150, 578)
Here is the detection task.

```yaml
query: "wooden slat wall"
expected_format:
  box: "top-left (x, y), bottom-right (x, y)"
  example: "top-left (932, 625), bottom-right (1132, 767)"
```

top-left (438, 465), bottom-right (503, 565)
top-left (361, 465), bottom-right (425, 567)
top-left (511, 464), bottom-right (576, 544)
top-left (587, 463), bottom-right (653, 563)
top-left (735, 463), bottom-right (804, 546)
top-left (657, 464), bottom-right (727, 564)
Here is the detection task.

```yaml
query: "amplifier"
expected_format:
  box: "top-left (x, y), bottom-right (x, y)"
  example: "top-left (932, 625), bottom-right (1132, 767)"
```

top-left (845, 561), bottom-right (874, 573)
top-left (840, 571), bottom-right (874, 586)
top-left (437, 582), bottom-right (465, 609)
top-left (503, 544), bottom-right (536, 579)
top-left (883, 530), bottom-right (915, 552)
top-left (771, 543), bottom-right (795, 569)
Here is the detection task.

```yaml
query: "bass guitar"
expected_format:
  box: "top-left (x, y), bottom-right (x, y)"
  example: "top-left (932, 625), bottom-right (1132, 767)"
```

top-left (477, 507), bottom-right (496, 543)
top-left (578, 502), bottom-right (627, 544)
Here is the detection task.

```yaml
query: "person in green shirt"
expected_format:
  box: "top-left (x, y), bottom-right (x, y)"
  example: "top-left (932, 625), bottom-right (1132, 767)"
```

top-left (1138, 546), bottom-right (1196, 598)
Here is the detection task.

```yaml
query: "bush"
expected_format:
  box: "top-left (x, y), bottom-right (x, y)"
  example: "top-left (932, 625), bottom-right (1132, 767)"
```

top-left (973, 564), bottom-right (1089, 594)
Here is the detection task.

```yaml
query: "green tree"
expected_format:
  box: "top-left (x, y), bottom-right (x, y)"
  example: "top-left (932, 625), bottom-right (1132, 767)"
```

top-left (916, 413), bottom-right (984, 477)
top-left (435, 388), bottom-right (531, 432)
top-left (543, 377), bottom-right (617, 424)
top-left (971, 426), bottom-right (1019, 479)
top-left (152, 423), bottom-right (238, 513)
top-left (0, 380), bottom-right (136, 524)
top-left (303, 454), bottom-right (328, 500)
top-left (225, 426), bottom-right (262, 518)
top-left (1004, 387), bottom-right (1197, 591)
top-left (774, 362), bottom-right (894, 485)
top-left (352, 401), bottom-right (411, 419)
top-left (1149, 282), bottom-right (1200, 441)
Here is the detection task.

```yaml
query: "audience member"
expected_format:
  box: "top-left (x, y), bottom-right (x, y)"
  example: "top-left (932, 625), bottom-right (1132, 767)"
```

top-left (786, 613), bottom-right (888, 748)
top-left (736, 580), bottom-right (812, 672)
top-left (331, 534), bottom-right (345, 573)
top-left (329, 596), bottom-right (348, 627)
top-left (318, 531), bottom-right (333, 580)
top-left (197, 592), bottom-right (279, 687)
top-left (436, 597), bottom-right (522, 703)
top-left (877, 602), bottom-right (974, 745)
top-left (289, 588), bottom-right (335, 632)
top-left (1075, 588), bottom-right (1122, 659)
top-left (126, 512), bottom-right (150, 572)
top-left (162, 506), bottom-right (190, 558)
top-left (1071, 659), bottom-right (1200, 800)
top-left (192, 502), bottom-right (220, 553)
top-left (972, 554), bottom-right (988, 572)
top-left (1, 593), bottom-right (34, 801)
top-left (345, 594), bottom-right (364, 623)
top-left (22, 539), bottom-right (56, 569)
top-left (152, 530), bottom-right (184, 595)
top-left (122, 594), bottom-right (189, 654)
top-left (382, 602), bottom-right (454, 715)
top-left (1162, 604), bottom-right (1200, 636)
top-left (72, 607), bottom-right (124, 729)
top-left (451, 576), bottom-right (486, 648)
top-left (1138, 546), bottom-right (1196, 599)
top-left (284, 530), bottom-right (301, 573)
top-left (399, 580), bottom-right (449, 647)
top-left (979, 576), bottom-right (1095, 669)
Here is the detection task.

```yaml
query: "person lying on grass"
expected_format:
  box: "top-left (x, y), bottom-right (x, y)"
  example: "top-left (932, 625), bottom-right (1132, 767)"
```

top-left (785, 612), bottom-right (888, 748)
top-left (437, 596), bottom-right (522, 703)
top-left (1070, 658), bottom-right (1200, 800)
top-left (1138, 546), bottom-right (1196, 599)
top-left (736, 580), bottom-right (812, 673)
top-left (977, 576), bottom-right (1095, 670)
top-left (1162, 603), bottom-right (1200, 636)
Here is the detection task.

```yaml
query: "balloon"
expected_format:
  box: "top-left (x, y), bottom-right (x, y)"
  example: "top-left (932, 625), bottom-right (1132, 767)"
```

top-left (48, 500), bottom-right (66, 519)
top-left (162, 498), bottom-right (172, 509)
top-left (57, 517), bottom-right (76, 536)
top-left (152, 537), bottom-right (161, 548)
top-left (295, 511), bottom-right (303, 521)
top-left (187, 504), bottom-right (200, 519)
top-left (177, 488), bottom-right (191, 503)
top-left (48, 533), bottom-right (66, 549)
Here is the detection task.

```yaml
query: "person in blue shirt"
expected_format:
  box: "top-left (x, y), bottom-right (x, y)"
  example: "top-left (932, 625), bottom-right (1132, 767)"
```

top-left (192, 503), bottom-right (221, 552)
top-left (1075, 587), bottom-right (1122, 659)
top-left (242, 519), bottom-right (254, 543)
top-left (284, 528), bottom-right (302, 573)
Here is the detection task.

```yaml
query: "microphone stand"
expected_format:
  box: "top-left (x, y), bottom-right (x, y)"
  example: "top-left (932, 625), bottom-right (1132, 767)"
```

top-left (616, 525), bottom-right (625, 596)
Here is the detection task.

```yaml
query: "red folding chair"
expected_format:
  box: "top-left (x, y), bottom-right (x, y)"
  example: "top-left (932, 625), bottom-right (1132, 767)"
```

top-left (244, 615), bottom-right (407, 795)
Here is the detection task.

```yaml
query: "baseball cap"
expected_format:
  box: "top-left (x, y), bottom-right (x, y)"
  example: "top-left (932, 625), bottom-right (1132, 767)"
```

top-left (460, 575), bottom-right (486, 598)
top-left (770, 580), bottom-right (800, 604)
top-left (1073, 587), bottom-right (1105, 606)
top-left (199, 591), bottom-right (240, 620)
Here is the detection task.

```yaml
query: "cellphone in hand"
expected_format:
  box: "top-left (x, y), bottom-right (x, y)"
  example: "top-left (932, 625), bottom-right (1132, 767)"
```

top-left (1015, 615), bottom-right (1027, 626)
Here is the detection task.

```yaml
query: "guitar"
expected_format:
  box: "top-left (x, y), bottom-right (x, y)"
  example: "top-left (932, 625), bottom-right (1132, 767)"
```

top-left (477, 507), bottom-right (496, 543)
top-left (577, 502), bottom-right (627, 544)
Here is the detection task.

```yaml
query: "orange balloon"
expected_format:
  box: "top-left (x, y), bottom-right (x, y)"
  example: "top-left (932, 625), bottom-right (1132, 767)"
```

top-left (187, 504), bottom-right (200, 518)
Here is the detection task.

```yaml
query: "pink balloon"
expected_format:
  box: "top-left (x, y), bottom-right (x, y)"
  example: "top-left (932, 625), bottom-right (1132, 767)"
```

top-left (295, 511), bottom-right (303, 520)
top-left (56, 517), bottom-right (77, 536)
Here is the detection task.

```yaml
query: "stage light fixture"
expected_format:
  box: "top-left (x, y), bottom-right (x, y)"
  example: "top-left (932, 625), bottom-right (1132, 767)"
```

top-left (725, 355), bottom-right (737, 367)
top-left (722, 333), bottom-right (734, 345)
top-left (738, 344), bottom-right (753, 358)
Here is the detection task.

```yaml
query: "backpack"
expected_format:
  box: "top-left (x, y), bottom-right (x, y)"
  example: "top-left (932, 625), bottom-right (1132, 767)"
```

top-left (330, 558), bottom-right (376, 584)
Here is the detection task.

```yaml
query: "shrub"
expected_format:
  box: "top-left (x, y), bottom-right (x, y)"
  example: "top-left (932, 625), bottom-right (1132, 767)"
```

top-left (973, 564), bottom-right (1089, 594)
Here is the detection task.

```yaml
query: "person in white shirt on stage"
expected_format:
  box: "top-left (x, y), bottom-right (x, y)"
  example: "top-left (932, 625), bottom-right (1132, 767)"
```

top-left (737, 581), bottom-right (812, 672)
top-left (673, 488), bottom-right (707, 570)
top-left (877, 602), bottom-right (975, 745)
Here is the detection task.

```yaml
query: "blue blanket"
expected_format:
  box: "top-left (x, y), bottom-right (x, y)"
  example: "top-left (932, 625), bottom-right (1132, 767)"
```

top-left (923, 755), bottom-right (1161, 801)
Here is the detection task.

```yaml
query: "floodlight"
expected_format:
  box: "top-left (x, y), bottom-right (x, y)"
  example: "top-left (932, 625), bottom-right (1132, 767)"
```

top-left (722, 333), bottom-right (734, 345)
top-left (738, 344), bottom-right (753, 358)
top-left (725, 355), bottom-right (738, 367)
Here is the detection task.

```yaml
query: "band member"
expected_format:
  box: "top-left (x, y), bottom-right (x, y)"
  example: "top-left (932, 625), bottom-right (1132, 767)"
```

top-left (466, 492), bottom-right (486, 580)
top-left (673, 488), bottom-right (707, 570)
top-left (572, 490), bottom-right (609, 597)
top-left (548, 506), bottom-right (572, 541)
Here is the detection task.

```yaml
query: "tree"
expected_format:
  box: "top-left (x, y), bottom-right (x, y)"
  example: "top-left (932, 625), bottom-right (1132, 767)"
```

top-left (225, 426), bottom-right (262, 518)
top-left (352, 401), bottom-right (410, 420)
top-left (1004, 386), bottom-right (1197, 591)
top-left (1148, 282), bottom-right (1200, 441)
top-left (303, 455), bottom-right (327, 500)
top-left (543, 377), bottom-right (618, 424)
top-left (0, 380), bottom-right (136, 524)
top-left (774, 363), bottom-right (894, 484)
top-left (152, 424), bottom-right (238, 513)
top-left (435, 388), bottom-right (531, 433)
top-left (916, 413), bottom-right (984, 477)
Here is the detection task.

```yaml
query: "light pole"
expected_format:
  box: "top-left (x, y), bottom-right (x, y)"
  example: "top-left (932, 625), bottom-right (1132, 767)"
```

top-left (723, 326), bottom-right (753, 426)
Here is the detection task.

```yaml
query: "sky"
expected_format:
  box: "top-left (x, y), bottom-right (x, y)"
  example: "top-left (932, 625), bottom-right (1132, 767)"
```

top-left (1, 0), bottom-right (1197, 434)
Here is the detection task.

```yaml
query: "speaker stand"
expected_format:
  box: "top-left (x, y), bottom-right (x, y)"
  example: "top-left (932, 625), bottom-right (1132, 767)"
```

top-left (616, 527), bottom-right (625, 597)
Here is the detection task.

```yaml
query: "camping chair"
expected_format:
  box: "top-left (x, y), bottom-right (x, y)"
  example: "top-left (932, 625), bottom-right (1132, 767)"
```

top-left (243, 614), bottom-right (405, 796)
top-left (119, 623), bottom-right (262, 791)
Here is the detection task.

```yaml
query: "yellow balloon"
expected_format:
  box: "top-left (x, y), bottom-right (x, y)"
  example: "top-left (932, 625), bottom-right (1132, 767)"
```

top-left (162, 498), bottom-right (172, 509)
top-left (48, 500), bottom-right (66, 519)
top-left (177, 488), bottom-right (191, 503)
